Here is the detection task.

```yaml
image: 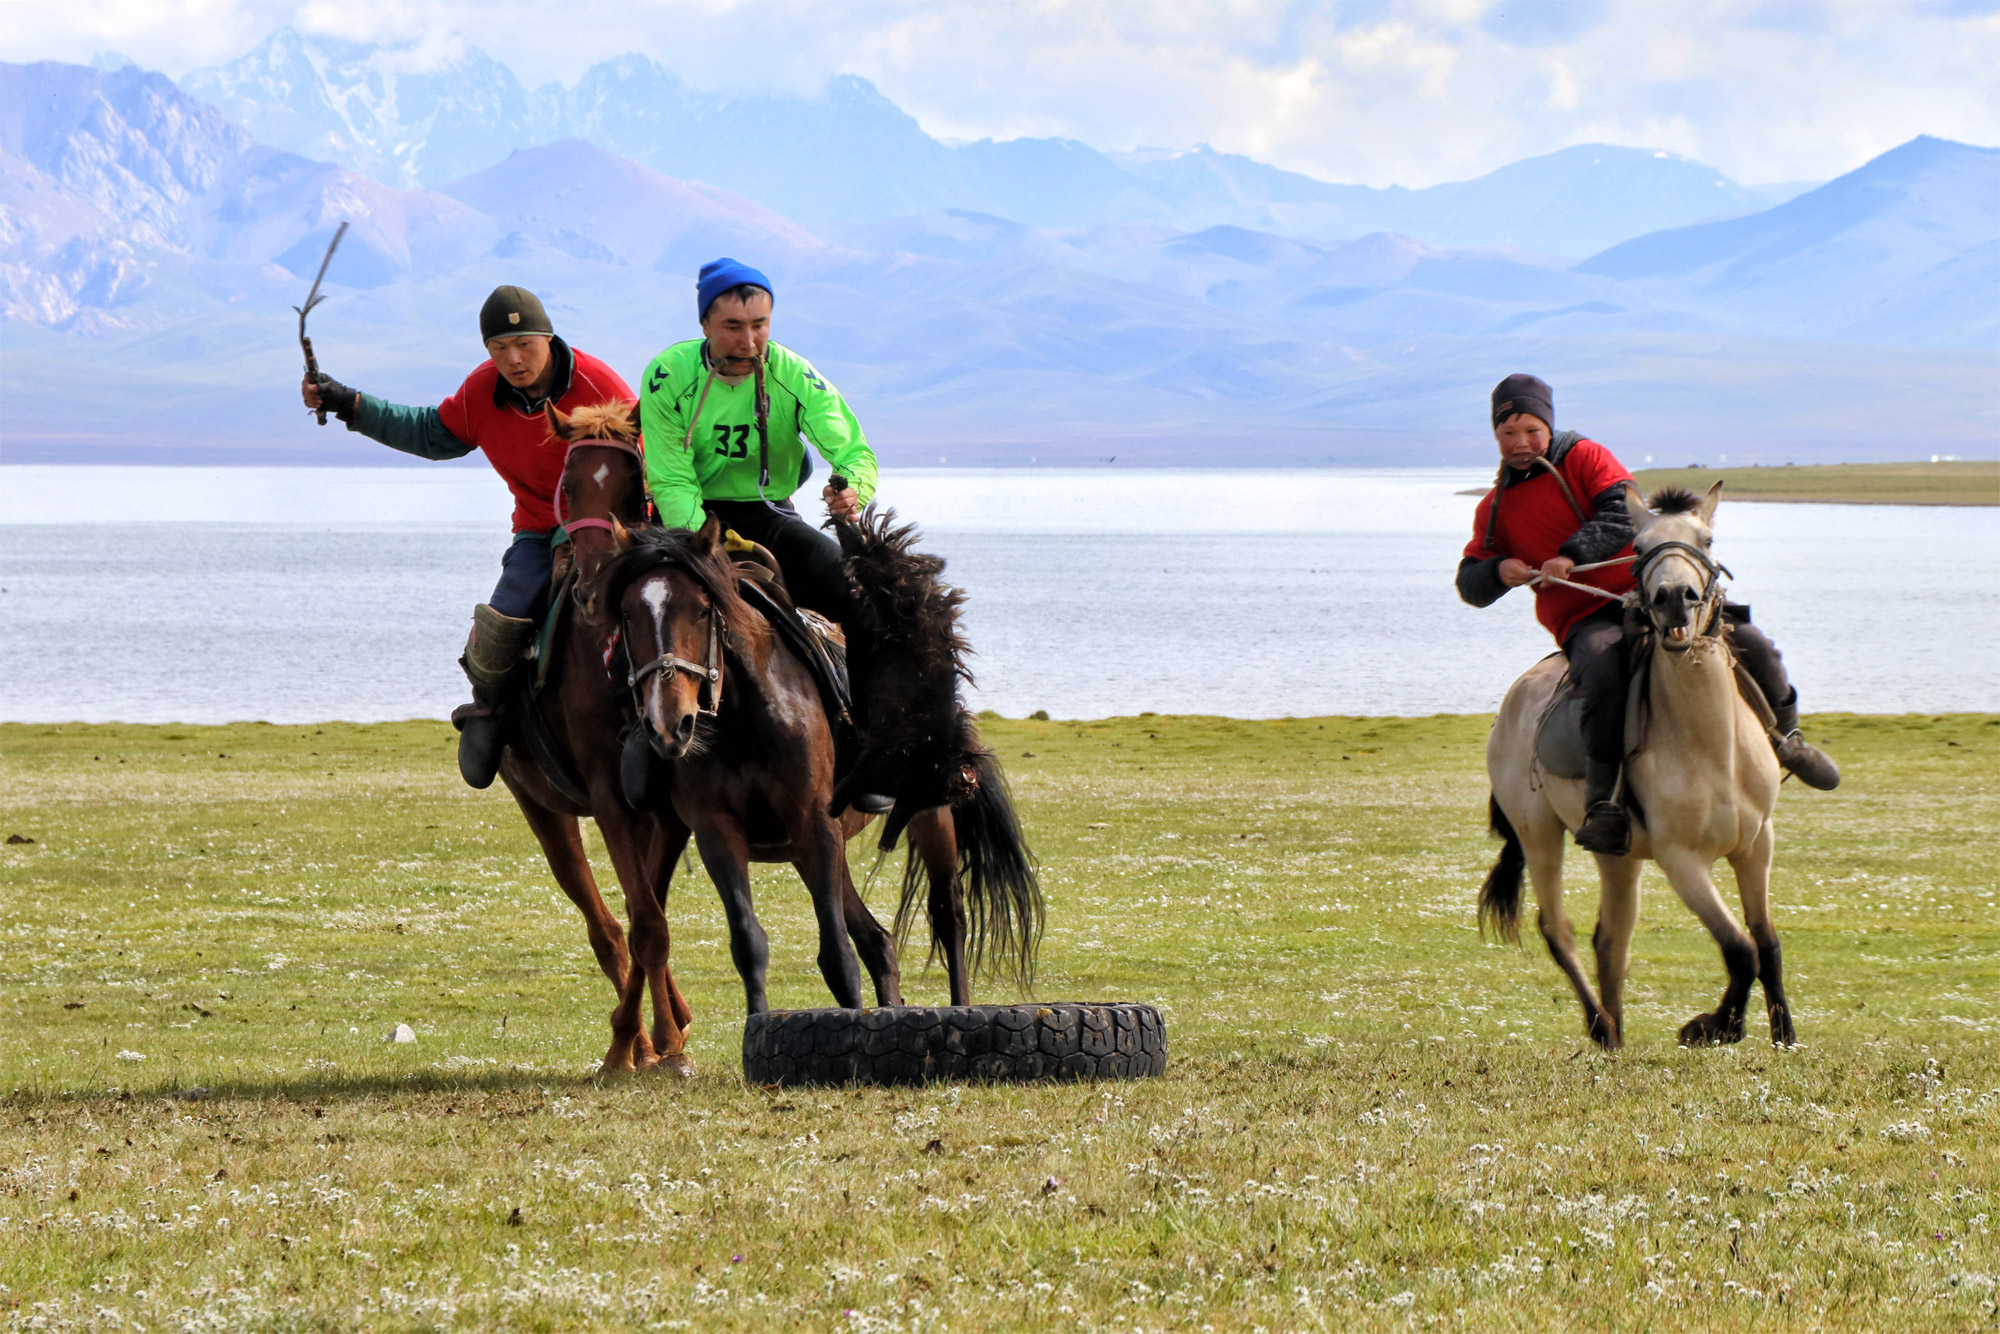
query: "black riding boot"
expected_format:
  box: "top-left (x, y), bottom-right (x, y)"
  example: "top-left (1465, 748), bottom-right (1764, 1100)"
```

top-left (452, 604), bottom-right (535, 790)
top-left (1770, 691), bottom-right (1840, 790)
top-left (1575, 757), bottom-right (1632, 856)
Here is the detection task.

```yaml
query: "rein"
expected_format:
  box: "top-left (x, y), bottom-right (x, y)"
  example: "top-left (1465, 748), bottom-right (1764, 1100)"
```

top-left (1527, 552), bottom-right (1636, 602)
top-left (681, 349), bottom-right (796, 522)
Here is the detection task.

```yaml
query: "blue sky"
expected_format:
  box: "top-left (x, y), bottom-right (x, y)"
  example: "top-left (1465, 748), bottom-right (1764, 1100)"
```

top-left (7, 0), bottom-right (1998, 186)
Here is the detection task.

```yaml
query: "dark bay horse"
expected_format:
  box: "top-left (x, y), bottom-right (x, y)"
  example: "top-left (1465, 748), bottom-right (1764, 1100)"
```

top-left (490, 403), bottom-right (694, 1073)
top-left (597, 512), bottom-right (1040, 1040)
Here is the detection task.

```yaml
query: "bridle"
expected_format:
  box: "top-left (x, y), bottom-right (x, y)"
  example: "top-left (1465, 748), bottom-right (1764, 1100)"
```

top-left (556, 437), bottom-right (645, 539)
top-left (1631, 536), bottom-right (1732, 646)
top-left (623, 571), bottom-right (725, 718)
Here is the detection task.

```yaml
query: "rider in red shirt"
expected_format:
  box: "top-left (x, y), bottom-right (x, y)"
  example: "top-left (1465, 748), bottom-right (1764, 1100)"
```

top-left (1459, 374), bottom-right (1839, 855)
top-left (302, 286), bottom-right (636, 788)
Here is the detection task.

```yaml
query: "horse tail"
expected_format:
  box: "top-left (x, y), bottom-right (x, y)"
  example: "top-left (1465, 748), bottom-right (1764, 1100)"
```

top-left (896, 747), bottom-right (1044, 991)
top-left (1478, 794), bottom-right (1526, 945)
top-left (956, 747), bottom-right (1044, 989)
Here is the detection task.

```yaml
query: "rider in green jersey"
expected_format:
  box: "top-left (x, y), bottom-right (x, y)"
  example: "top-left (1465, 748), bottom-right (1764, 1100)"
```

top-left (638, 259), bottom-right (876, 625)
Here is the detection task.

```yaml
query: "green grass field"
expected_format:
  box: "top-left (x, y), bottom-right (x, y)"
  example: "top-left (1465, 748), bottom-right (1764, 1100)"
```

top-left (1629, 460), bottom-right (1999, 506)
top-left (2, 714), bottom-right (1996, 1331)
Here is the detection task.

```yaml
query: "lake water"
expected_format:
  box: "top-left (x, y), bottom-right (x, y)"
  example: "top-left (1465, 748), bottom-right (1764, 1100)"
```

top-left (1, 466), bottom-right (1994, 722)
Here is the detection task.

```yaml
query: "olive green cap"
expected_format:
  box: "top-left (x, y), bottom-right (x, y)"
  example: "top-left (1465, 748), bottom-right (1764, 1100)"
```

top-left (480, 285), bottom-right (553, 343)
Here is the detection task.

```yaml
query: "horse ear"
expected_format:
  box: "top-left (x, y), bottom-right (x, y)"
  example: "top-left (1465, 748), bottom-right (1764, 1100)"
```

top-left (696, 513), bottom-right (724, 557)
top-left (611, 517), bottom-right (631, 551)
top-left (544, 403), bottom-right (570, 441)
top-left (1697, 478), bottom-right (1724, 526)
top-left (625, 402), bottom-right (642, 438)
top-left (1620, 482), bottom-right (1653, 533)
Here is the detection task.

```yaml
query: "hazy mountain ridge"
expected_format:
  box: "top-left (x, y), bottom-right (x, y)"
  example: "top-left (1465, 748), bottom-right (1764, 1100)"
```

top-left (2, 57), bottom-right (1995, 466)
top-left (174, 28), bottom-right (1818, 257)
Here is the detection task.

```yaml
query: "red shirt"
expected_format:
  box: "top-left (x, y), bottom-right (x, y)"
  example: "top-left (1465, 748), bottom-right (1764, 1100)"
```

top-left (438, 347), bottom-right (635, 533)
top-left (1463, 437), bottom-right (1636, 643)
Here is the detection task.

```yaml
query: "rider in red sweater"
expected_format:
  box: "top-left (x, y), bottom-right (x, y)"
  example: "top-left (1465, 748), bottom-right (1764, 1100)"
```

top-left (1458, 374), bottom-right (1839, 855)
top-left (302, 286), bottom-right (636, 788)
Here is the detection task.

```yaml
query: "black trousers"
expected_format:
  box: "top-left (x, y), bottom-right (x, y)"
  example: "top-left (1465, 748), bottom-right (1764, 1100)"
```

top-left (1563, 604), bottom-right (1795, 764)
top-left (704, 499), bottom-right (855, 626)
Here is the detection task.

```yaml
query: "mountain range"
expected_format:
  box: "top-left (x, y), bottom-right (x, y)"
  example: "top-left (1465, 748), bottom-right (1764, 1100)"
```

top-left (2, 36), bottom-right (1996, 467)
top-left (177, 29), bottom-right (1808, 259)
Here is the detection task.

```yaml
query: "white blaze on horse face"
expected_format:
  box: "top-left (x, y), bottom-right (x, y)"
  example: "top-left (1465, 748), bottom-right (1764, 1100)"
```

top-left (641, 579), bottom-right (671, 640)
top-left (591, 462), bottom-right (610, 487)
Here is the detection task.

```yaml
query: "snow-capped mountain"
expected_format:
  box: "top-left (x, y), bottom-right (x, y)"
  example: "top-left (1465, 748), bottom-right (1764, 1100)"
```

top-left (2, 57), bottom-right (1994, 465)
top-left (176, 28), bottom-right (1814, 256)
top-left (180, 28), bottom-right (538, 191)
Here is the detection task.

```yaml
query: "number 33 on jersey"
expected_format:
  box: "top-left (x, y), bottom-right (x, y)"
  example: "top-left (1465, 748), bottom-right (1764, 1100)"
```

top-left (637, 339), bottom-right (878, 531)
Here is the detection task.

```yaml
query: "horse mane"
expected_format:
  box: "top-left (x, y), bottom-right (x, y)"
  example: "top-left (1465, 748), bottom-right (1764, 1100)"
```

top-left (548, 401), bottom-right (641, 445)
top-left (598, 527), bottom-right (755, 632)
top-left (1645, 486), bottom-right (1704, 516)
top-left (837, 505), bottom-right (973, 684)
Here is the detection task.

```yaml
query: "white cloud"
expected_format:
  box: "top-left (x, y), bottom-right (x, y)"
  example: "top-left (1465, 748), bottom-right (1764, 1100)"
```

top-left (3, 0), bottom-right (1996, 186)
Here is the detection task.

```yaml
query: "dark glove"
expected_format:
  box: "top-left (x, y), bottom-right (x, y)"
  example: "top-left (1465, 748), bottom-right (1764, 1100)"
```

top-left (307, 372), bottom-right (359, 423)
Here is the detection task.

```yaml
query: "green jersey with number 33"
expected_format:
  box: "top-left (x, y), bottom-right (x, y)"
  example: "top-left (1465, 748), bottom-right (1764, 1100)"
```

top-left (637, 339), bottom-right (879, 531)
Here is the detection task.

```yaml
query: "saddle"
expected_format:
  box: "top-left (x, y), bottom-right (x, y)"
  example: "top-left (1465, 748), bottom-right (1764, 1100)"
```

top-left (1532, 603), bottom-right (1776, 785)
top-left (724, 539), bottom-right (862, 765)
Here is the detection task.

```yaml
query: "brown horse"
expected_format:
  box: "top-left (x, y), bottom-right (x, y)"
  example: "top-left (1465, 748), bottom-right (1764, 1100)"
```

top-left (488, 403), bottom-right (695, 1073)
top-left (597, 511), bottom-right (1041, 1035)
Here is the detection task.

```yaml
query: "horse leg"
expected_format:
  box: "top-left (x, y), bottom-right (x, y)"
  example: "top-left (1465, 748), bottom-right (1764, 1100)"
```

top-left (793, 821), bottom-right (867, 1010)
top-left (1590, 852), bottom-right (1643, 1049)
top-left (907, 807), bottom-right (969, 1006)
top-left (594, 803), bottom-right (694, 1075)
top-left (1655, 848), bottom-right (1758, 1046)
top-left (834, 846), bottom-right (903, 1008)
top-left (1523, 812), bottom-right (1618, 1048)
top-left (694, 822), bottom-right (772, 1016)
top-left (651, 825), bottom-right (697, 1043)
top-left (499, 773), bottom-right (629, 991)
top-left (1729, 817), bottom-right (1795, 1047)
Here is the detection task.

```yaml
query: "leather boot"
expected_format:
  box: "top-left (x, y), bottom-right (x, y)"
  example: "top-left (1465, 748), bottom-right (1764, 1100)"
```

top-left (452, 604), bottom-right (535, 790)
top-left (1770, 692), bottom-right (1840, 790)
top-left (1575, 757), bottom-right (1632, 856)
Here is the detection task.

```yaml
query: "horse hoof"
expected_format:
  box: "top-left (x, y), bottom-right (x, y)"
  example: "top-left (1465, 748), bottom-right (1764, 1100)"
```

top-left (1587, 1016), bottom-right (1621, 1051)
top-left (654, 1053), bottom-right (696, 1079)
top-left (1678, 1013), bottom-right (1745, 1047)
top-left (1769, 1007), bottom-right (1798, 1048)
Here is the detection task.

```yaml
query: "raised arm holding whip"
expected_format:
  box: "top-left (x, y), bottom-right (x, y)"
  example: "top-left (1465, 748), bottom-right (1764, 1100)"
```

top-left (293, 222), bottom-right (348, 426)
top-left (298, 284), bottom-right (636, 788)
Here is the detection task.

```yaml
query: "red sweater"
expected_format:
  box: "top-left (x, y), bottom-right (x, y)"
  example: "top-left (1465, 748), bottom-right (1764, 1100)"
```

top-left (438, 348), bottom-right (635, 533)
top-left (1463, 437), bottom-right (1636, 643)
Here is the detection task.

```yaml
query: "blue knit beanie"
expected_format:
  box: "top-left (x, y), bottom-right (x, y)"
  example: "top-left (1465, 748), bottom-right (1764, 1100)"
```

top-left (697, 258), bottom-right (773, 320)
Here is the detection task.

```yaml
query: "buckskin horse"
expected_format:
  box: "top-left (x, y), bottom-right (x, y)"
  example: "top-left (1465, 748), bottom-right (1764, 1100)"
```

top-left (489, 403), bottom-right (696, 1074)
top-left (596, 510), bottom-right (1040, 1053)
top-left (1478, 481), bottom-right (1794, 1049)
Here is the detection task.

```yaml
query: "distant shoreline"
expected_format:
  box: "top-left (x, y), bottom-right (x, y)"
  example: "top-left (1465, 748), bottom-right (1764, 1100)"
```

top-left (1459, 460), bottom-right (1998, 506)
